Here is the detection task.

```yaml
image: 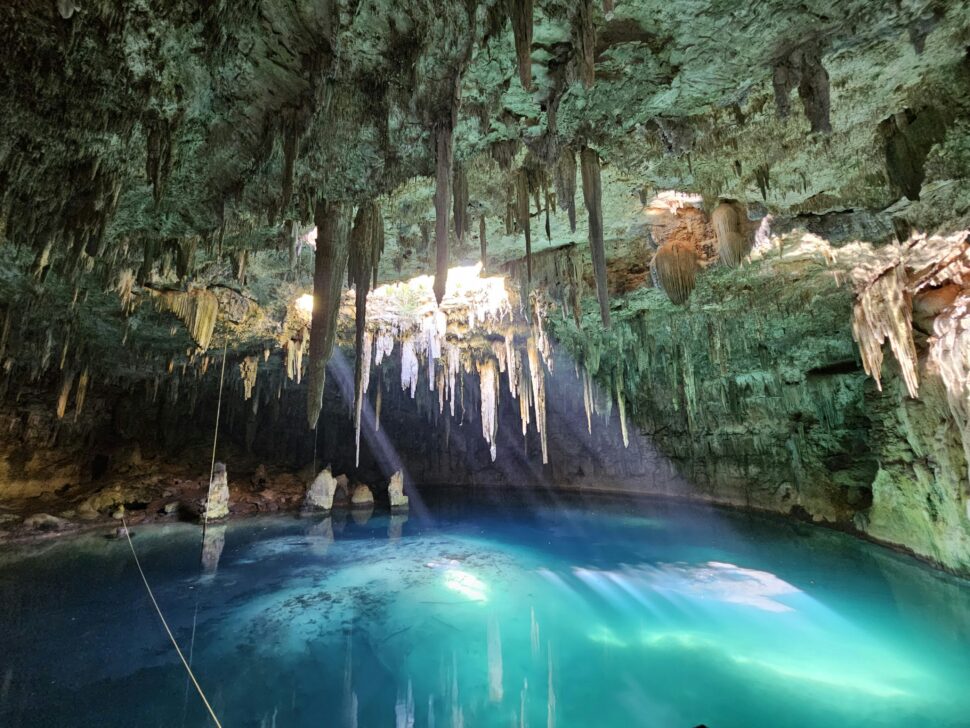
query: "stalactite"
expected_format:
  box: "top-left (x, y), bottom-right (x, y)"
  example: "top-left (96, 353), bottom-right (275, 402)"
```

top-left (479, 216), bottom-right (488, 270)
top-left (580, 146), bottom-right (610, 326)
top-left (851, 262), bottom-right (918, 397)
top-left (516, 169), bottom-right (533, 282)
top-left (527, 337), bottom-right (549, 463)
top-left (74, 367), bottom-right (88, 421)
top-left (653, 240), bottom-right (698, 305)
top-left (307, 200), bottom-right (350, 429)
top-left (354, 331), bottom-right (373, 466)
top-left (286, 335), bottom-right (306, 383)
top-left (574, 0), bottom-right (596, 89)
top-left (152, 288), bottom-right (219, 350)
top-left (348, 201), bottom-right (385, 465)
top-left (453, 164), bottom-right (469, 244)
top-left (582, 366), bottom-right (593, 435)
top-left (433, 121), bottom-right (454, 305)
top-left (56, 370), bottom-right (74, 419)
top-left (401, 339), bottom-right (419, 398)
top-left (544, 182), bottom-right (552, 241)
top-left (510, 0), bottom-right (534, 91)
top-left (712, 201), bottom-right (747, 268)
top-left (240, 356), bottom-right (258, 401)
top-left (615, 370), bottom-right (629, 448)
top-left (478, 358), bottom-right (500, 461)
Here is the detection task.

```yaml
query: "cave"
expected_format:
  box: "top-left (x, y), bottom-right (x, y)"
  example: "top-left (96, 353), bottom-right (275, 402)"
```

top-left (2, 2), bottom-right (970, 727)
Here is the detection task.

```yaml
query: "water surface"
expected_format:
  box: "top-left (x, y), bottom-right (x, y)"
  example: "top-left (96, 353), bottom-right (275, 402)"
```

top-left (1, 491), bottom-right (969, 727)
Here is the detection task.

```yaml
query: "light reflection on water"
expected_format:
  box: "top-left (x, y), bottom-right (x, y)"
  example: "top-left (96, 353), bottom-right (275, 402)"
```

top-left (1, 494), bottom-right (969, 727)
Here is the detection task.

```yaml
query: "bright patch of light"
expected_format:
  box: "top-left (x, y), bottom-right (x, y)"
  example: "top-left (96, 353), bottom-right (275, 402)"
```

top-left (295, 293), bottom-right (314, 315)
top-left (443, 569), bottom-right (487, 602)
top-left (587, 625), bottom-right (629, 648)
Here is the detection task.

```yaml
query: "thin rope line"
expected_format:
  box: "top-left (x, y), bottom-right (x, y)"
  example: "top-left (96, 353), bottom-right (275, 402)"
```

top-left (121, 517), bottom-right (223, 728)
top-left (203, 337), bottom-right (229, 541)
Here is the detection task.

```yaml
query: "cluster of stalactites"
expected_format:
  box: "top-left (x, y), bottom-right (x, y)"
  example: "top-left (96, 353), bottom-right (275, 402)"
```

top-left (847, 232), bottom-right (970, 482)
top-left (240, 356), bottom-right (258, 401)
top-left (151, 288), bottom-right (219, 351)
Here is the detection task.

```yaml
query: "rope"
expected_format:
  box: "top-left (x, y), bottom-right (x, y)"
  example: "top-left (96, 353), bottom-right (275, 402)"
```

top-left (203, 337), bottom-right (229, 541)
top-left (121, 517), bottom-right (224, 728)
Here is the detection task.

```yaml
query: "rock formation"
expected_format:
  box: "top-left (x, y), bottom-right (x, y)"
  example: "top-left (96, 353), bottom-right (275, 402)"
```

top-left (307, 467), bottom-right (338, 511)
top-left (388, 471), bottom-right (409, 511)
top-left (203, 462), bottom-right (230, 521)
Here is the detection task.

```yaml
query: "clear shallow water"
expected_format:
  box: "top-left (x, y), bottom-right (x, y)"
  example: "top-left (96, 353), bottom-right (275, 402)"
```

top-left (2, 492), bottom-right (970, 728)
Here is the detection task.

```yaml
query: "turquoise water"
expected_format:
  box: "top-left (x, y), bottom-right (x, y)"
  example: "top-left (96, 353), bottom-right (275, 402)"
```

top-left (2, 493), bottom-right (970, 727)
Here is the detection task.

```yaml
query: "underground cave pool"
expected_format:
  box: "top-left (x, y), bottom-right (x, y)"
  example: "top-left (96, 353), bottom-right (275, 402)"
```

top-left (1, 492), bottom-right (970, 728)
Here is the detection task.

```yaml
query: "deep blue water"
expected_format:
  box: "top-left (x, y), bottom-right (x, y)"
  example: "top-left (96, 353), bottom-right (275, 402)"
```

top-left (1, 491), bottom-right (970, 727)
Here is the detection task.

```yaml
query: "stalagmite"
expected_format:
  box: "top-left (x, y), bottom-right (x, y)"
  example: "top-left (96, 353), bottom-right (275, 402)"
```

top-left (711, 201), bottom-right (747, 268)
top-left (478, 358), bottom-right (500, 461)
top-left (348, 201), bottom-right (384, 465)
top-left (580, 146), bottom-right (610, 326)
top-left (510, 0), bottom-right (534, 91)
top-left (516, 169), bottom-right (533, 282)
top-left (306, 467), bottom-right (337, 510)
top-left (653, 240), bottom-right (698, 305)
top-left (204, 462), bottom-right (230, 520)
top-left (453, 164), bottom-right (469, 244)
top-left (307, 200), bottom-right (350, 429)
top-left (388, 471), bottom-right (409, 510)
top-left (433, 121), bottom-right (454, 305)
top-left (240, 356), bottom-right (258, 401)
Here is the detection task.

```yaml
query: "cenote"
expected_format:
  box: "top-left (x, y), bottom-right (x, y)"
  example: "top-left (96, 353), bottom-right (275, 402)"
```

top-left (3, 2), bottom-right (970, 727)
top-left (2, 494), bottom-right (970, 727)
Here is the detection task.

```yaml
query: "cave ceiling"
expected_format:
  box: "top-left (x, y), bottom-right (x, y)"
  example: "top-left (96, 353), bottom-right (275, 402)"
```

top-left (1, 0), bottom-right (969, 390)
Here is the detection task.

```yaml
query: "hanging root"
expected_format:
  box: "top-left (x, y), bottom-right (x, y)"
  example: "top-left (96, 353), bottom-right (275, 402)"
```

top-left (580, 146), bottom-right (610, 326)
top-left (306, 200), bottom-right (350, 429)
top-left (348, 200), bottom-right (385, 462)
top-left (711, 200), bottom-right (748, 268)
top-left (653, 240), bottom-right (698, 305)
top-left (433, 120), bottom-right (454, 305)
top-left (556, 149), bottom-right (577, 233)
top-left (574, 0), bottom-right (596, 89)
top-left (479, 215), bottom-right (488, 270)
top-left (516, 168), bottom-right (533, 282)
top-left (453, 163), bottom-right (469, 245)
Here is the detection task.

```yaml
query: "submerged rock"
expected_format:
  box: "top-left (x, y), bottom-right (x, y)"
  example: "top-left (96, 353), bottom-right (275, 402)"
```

top-left (388, 470), bottom-right (409, 511)
top-left (306, 467), bottom-right (337, 511)
top-left (23, 513), bottom-right (72, 531)
top-left (203, 462), bottom-right (230, 521)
